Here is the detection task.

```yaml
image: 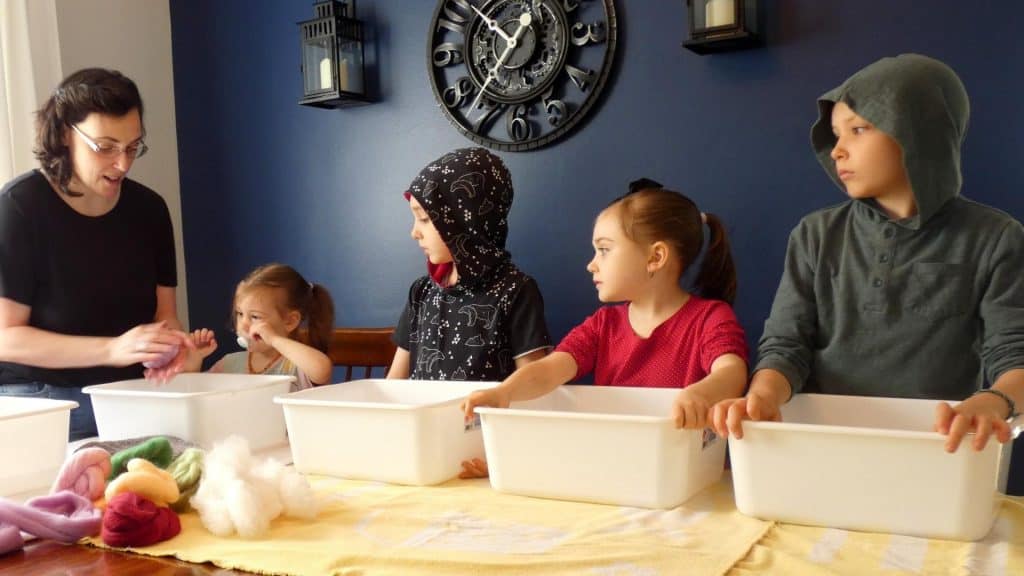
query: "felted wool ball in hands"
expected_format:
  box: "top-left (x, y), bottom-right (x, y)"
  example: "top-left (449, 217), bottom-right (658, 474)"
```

top-left (142, 344), bottom-right (180, 369)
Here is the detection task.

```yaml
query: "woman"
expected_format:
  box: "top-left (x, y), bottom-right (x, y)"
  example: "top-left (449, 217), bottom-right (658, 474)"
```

top-left (0, 68), bottom-right (191, 440)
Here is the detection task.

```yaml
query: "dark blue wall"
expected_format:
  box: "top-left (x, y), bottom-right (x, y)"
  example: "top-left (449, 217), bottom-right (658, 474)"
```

top-left (169, 0), bottom-right (1024, 353)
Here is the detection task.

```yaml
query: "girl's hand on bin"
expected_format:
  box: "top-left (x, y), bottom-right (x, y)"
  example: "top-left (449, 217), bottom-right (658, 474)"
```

top-left (461, 386), bottom-right (510, 422)
top-left (934, 398), bottom-right (1012, 453)
top-left (672, 388), bottom-right (712, 430)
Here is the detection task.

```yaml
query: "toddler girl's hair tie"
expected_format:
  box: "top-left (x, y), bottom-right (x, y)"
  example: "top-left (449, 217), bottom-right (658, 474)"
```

top-left (700, 212), bottom-right (708, 224)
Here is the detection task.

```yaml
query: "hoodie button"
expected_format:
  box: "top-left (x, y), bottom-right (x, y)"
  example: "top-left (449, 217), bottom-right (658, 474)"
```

top-left (872, 278), bottom-right (883, 288)
top-left (879, 253), bottom-right (890, 263)
top-left (883, 227), bottom-right (895, 239)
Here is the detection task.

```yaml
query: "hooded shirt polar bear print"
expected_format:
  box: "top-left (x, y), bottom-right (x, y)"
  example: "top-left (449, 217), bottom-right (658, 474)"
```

top-left (394, 147), bottom-right (551, 381)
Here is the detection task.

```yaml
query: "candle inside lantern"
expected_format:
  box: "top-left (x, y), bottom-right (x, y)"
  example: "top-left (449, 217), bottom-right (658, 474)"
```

top-left (705, 0), bottom-right (736, 28)
top-left (319, 56), bottom-right (332, 90)
top-left (338, 58), bottom-right (350, 92)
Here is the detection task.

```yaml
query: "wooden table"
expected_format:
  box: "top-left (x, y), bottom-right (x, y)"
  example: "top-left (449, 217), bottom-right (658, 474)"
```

top-left (0, 538), bottom-right (256, 575)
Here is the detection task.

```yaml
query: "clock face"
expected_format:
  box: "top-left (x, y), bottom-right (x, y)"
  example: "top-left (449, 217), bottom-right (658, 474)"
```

top-left (428, 0), bottom-right (617, 152)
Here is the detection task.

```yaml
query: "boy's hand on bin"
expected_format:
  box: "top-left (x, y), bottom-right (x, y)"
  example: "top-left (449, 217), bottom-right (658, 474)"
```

top-left (935, 398), bottom-right (1012, 453)
top-left (712, 391), bottom-right (782, 440)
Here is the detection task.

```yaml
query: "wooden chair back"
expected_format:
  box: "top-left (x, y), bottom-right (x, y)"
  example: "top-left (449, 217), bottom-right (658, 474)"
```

top-left (328, 327), bottom-right (397, 382)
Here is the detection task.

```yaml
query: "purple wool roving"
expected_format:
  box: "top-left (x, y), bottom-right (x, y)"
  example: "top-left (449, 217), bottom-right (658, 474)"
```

top-left (143, 344), bottom-right (180, 369)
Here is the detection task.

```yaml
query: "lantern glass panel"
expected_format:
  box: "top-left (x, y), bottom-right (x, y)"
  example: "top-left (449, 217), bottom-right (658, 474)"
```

top-left (335, 36), bottom-right (363, 94)
top-left (303, 36), bottom-right (334, 93)
top-left (696, 0), bottom-right (736, 30)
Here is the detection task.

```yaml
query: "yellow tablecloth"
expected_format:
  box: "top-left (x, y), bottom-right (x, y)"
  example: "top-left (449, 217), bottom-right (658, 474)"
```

top-left (727, 496), bottom-right (1024, 576)
top-left (86, 473), bottom-right (771, 576)
top-left (84, 473), bottom-right (1024, 576)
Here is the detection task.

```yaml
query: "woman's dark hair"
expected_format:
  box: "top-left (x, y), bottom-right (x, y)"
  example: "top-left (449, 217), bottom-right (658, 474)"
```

top-left (608, 185), bottom-right (738, 304)
top-left (33, 68), bottom-right (144, 197)
top-left (235, 263), bottom-right (336, 355)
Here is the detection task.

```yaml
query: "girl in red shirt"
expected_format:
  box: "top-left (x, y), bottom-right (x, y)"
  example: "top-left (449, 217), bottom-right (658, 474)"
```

top-left (463, 181), bottom-right (748, 432)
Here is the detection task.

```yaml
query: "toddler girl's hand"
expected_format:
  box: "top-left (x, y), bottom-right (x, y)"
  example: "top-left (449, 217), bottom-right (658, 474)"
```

top-left (671, 389), bottom-right (712, 430)
top-left (249, 320), bottom-right (284, 348)
top-left (461, 386), bottom-right (510, 422)
top-left (934, 396), bottom-right (1012, 453)
top-left (189, 328), bottom-right (219, 359)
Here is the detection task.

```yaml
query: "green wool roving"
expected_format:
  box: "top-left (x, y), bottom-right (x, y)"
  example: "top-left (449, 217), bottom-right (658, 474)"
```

top-left (168, 448), bottom-right (204, 512)
top-left (108, 437), bottom-right (174, 481)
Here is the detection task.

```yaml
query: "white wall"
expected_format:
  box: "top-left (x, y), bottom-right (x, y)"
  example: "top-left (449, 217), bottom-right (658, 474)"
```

top-left (54, 0), bottom-right (189, 326)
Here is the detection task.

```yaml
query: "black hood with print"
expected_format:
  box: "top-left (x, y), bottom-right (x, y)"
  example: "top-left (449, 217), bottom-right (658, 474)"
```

top-left (406, 147), bottom-right (513, 289)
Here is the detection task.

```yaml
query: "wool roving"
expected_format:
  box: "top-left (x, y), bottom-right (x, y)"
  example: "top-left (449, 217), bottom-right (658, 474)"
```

top-left (104, 459), bottom-right (179, 508)
top-left (167, 448), bottom-right (204, 512)
top-left (101, 492), bottom-right (181, 548)
top-left (190, 435), bottom-right (317, 538)
top-left (108, 437), bottom-right (173, 481)
top-left (0, 491), bottom-right (102, 554)
top-left (51, 447), bottom-right (111, 500)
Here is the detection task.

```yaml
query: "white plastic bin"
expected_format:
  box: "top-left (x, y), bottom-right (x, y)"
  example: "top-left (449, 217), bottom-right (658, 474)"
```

top-left (275, 379), bottom-right (488, 485)
top-left (83, 373), bottom-right (293, 450)
top-left (475, 385), bottom-right (727, 509)
top-left (0, 397), bottom-right (77, 498)
top-left (728, 393), bottom-right (1015, 541)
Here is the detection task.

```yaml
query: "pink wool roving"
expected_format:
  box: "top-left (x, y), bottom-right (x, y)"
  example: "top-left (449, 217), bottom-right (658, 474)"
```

top-left (51, 447), bottom-right (111, 501)
top-left (142, 344), bottom-right (180, 369)
top-left (0, 491), bottom-right (102, 554)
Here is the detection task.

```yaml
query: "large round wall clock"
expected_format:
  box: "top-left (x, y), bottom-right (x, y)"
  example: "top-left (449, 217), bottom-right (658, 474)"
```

top-left (428, 0), bottom-right (617, 152)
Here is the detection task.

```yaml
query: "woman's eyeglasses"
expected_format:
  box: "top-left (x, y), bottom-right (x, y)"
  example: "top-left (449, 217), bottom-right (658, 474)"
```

top-left (71, 124), bottom-right (149, 159)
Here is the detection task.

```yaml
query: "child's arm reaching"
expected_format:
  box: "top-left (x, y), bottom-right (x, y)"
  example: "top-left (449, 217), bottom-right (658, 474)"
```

top-left (935, 368), bottom-right (1024, 452)
top-left (461, 351), bottom-right (578, 421)
top-left (386, 348), bottom-right (410, 379)
top-left (181, 328), bottom-right (218, 373)
top-left (672, 353), bottom-right (747, 430)
top-left (251, 321), bottom-right (332, 385)
top-left (711, 368), bottom-right (791, 439)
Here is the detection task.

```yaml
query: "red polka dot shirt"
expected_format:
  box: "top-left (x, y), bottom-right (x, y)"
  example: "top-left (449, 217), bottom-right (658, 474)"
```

top-left (555, 296), bottom-right (748, 387)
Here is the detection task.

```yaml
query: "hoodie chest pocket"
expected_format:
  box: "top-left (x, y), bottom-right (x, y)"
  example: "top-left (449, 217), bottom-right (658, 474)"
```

top-left (903, 262), bottom-right (970, 320)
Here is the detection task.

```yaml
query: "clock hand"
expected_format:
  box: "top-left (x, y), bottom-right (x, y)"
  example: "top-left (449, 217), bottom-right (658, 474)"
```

top-left (471, 4), bottom-right (511, 42)
top-left (468, 12), bottom-right (532, 113)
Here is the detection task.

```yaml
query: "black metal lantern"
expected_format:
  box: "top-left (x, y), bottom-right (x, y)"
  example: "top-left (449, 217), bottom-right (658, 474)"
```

top-left (298, 0), bottom-right (368, 108)
top-left (683, 0), bottom-right (759, 55)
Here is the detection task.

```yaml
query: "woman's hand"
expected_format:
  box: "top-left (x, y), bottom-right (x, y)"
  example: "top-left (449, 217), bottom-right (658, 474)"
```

top-left (934, 395), bottom-right (1013, 453)
top-left (108, 322), bottom-right (193, 384)
top-left (671, 388), bottom-right (712, 429)
top-left (461, 386), bottom-right (511, 423)
top-left (110, 322), bottom-right (190, 367)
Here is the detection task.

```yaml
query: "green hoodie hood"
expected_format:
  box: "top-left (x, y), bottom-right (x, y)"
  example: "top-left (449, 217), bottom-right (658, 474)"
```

top-left (810, 53), bottom-right (970, 228)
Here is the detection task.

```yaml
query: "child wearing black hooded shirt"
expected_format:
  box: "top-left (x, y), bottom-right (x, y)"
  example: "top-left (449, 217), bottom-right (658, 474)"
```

top-left (387, 147), bottom-right (551, 382)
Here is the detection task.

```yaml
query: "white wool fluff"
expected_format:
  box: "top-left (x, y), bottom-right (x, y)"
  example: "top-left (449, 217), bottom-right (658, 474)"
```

top-left (190, 435), bottom-right (318, 538)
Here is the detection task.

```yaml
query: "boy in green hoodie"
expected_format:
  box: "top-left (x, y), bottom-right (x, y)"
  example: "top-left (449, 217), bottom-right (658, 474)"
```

top-left (713, 54), bottom-right (1024, 455)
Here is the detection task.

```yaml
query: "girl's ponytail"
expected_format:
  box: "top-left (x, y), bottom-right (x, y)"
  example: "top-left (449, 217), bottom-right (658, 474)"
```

top-left (305, 283), bottom-right (335, 355)
top-left (694, 212), bottom-right (737, 305)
